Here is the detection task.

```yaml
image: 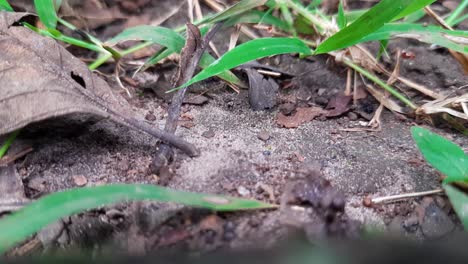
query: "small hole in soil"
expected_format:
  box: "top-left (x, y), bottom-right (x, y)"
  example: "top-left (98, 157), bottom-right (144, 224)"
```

top-left (71, 71), bottom-right (86, 88)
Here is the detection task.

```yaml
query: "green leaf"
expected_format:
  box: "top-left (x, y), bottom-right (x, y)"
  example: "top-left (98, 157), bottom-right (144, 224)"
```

top-left (444, 185), bottom-right (468, 230)
top-left (0, 0), bottom-right (13, 11)
top-left (337, 0), bottom-right (347, 29)
top-left (0, 130), bottom-right (19, 158)
top-left (224, 10), bottom-right (289, 31)
top-left (315, 0), bottom-right (412, 54)
top-left (174, 37), bottom-right (312, 91)
top-left (34, 0), bottom-right (58, 29)
top-left (446, 0), bottom-right (468, 26)
top-left (107, 25), bottom-right (244, 87)
top-left (106, 25), bottom-right (185, 51)
top-left (0, 184), bottom-right (275, 254)
top-left (202, 0), bottom-right (267, 25)
top-left (393, 0), bottom-right (437, 21)
top-left (402, 9), bottom-right (426, 23)
top-left (359, 23), bottom-right (468, 54)
top-left (411, 126), bottom-right (468, 183)
top-left (23, 22), bottom-right (107, 53)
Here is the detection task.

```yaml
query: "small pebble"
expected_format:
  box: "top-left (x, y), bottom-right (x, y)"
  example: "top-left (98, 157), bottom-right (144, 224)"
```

top-left (73, 175), bottom-right (88, 187)
top-left (347, 112), bottom-right (358, 121)
top-left (362, 197), bottom-right (373, 207)
top-left (145, 113), bottom-right (157, 122)
top-left (315, 96), bottom-right (328, 106)
top-left (202, 130), bottom-right (215, 138)
top-left (257, 130), bottom-right (270, 141)
top-left (279, 103), bottom-right (296, 115)
top-left (223, 231), bottom-right (236, 241)
top-left (237, 186), bottom-right (251, 197)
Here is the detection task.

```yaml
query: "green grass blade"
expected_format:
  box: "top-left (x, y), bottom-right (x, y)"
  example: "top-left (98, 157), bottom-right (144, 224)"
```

top-left (202, 0), bottom-right (267, 25)
top-left (344, 9), bottom-right (367, 23)
top-left (109, 25), bottom-right (244, 87)
top-left (0, 184), bottom-right (275, 254)
top-left (33, 0), bottom-right (58, 29)
top-left (173, 37), bottom-right (312, 91)
top-left (0, 0), bottom-right (13, 11)
top-left (23, 23), bottom-right (107, 53)
top-left (224, 10), bottom-right (289, 31)
top-left (106, 25), bottom-right (185, 51)
top-left (337, 0), bottom-right (346, 29)
top-left (446, 0), bottom-right (468, 26)
top-left (444, 185), bottom-right (468, 230)
top-left (359, 23), bottom-right (468, 53)
top-left (393, 0), bottom-right (436, 21)
top-left (315, 0), bottom-right (422, 54)
top-left (403, 9), bottom-right (426, 23)
top-left (0, 130), bottom-right (19, 158)
top-left (411, 127), bottom-right (468, 183)
top-left (450, 14), bottom-right (468, 27)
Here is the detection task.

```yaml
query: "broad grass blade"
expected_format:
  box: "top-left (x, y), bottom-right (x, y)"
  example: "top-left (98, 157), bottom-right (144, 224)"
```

top-left (108, 25), bottom-right (243, 87)
top-left (411, 127), bottom-right (468, 183)
top-left (393, 0), bottom-right (437, 21)
top-left (33, 0), bottom-right (58, 29)
top-left (174, 38), bottom-right (312, 90)
top-left (0, 0), bottom-right (13, 11)
top-left (315, 0), bottom-right (428, 54)
top-left (0, 184), bottom-right (275, 254)
top-left (359, 24), bottom-right (468, 53)
top-left (444, 185), bottom-right (468, 230)
top-left (202, 0), bottom-right (267, 24)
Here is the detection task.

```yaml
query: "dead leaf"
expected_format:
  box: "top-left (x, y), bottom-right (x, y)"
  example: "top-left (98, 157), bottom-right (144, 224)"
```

top-left (325, 94), bottom-right (352, 117)
top-left (0, 164), bottom-right (29, 214)
top-left (277, 107), bottom-right (324, 128)
top-left (246, 68), bottom-right (279, 110)
top-left (0, 13), bottom-right (198, 157)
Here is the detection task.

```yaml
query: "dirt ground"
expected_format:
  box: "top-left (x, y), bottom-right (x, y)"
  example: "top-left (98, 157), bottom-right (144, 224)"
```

top-left (2, 0), bottom-right (468, 256)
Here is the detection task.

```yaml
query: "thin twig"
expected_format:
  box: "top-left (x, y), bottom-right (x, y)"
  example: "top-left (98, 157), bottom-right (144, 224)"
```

top-left (150, 23), bottom-right (222, 173)
top-left (370, 189), bottom-right (444, 205)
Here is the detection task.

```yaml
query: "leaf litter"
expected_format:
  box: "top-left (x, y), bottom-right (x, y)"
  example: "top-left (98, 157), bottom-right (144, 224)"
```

top-left (0, 12), bottom-right (198, 157)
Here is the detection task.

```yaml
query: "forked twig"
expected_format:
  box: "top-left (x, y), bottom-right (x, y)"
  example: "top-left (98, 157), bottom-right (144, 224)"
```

top-left (150, 23), bottom-right (222, 174)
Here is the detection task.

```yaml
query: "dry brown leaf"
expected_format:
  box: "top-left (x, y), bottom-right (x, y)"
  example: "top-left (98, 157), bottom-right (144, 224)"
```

top-left (0, 13), bottom-right (198, 156)
top-left (325, 94), bottom-right (352, 117)
top-left (277, 107), bottom-right (324, 128)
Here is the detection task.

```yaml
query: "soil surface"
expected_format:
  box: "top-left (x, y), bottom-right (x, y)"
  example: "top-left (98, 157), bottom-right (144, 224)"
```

top-left (1, 0), bottom-right (467, 257)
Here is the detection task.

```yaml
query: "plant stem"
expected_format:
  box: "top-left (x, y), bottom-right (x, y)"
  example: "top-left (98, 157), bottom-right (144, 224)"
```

top-left (445, 0), bottom-right (468, 26)
top-left (0, 130), bottom-right (20, 159)
top-left (343, 58), bottom-right (417, 110)
top-left (371, 188), bottom-right (444, 204)
top-left (89, 42), bottom-right (153, 70)
top-left (286, 0), bottom-right (328, 33)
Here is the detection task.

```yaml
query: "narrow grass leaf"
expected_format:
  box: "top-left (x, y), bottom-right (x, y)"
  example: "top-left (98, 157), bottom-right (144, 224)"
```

top-left (202, 0), bottom-right (267, 25)
top-left (0, 0), bottom-right (13, 11)
top-left (0, 130), bottom-right (19, 158)
top-left (403, 9), bottom-right (426, 23)
top-left (450, 14), bottom-right (468, 27)
top-left (444, 185), bottom-right (468, 230)
top-left (0, 184), bottom-right (275, 254)
top-left (23, 23), bottom-right (106, 53)
top-left (393, 0), bottom-right (436, 21)
top-left (106, 25), bottom-right (185, 51)
top-left (224, 10), bottom-right (289, 31)
top-left (359, 23), bottom-right (468, 53)
top-left (411, 126), bottom-right (468, 183)
top-left (107, 26), bottom-right (243, 87)
top-left (34, 0), bottom-right (58, 29)
top-left (337, 0), bottom-right (347, 29)
top-left (315, 0), bottom-right (411, 54)
top-left (174, 38), bottom-right (312, 90)
top-left (446, 0), bottom-right (468, 26)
